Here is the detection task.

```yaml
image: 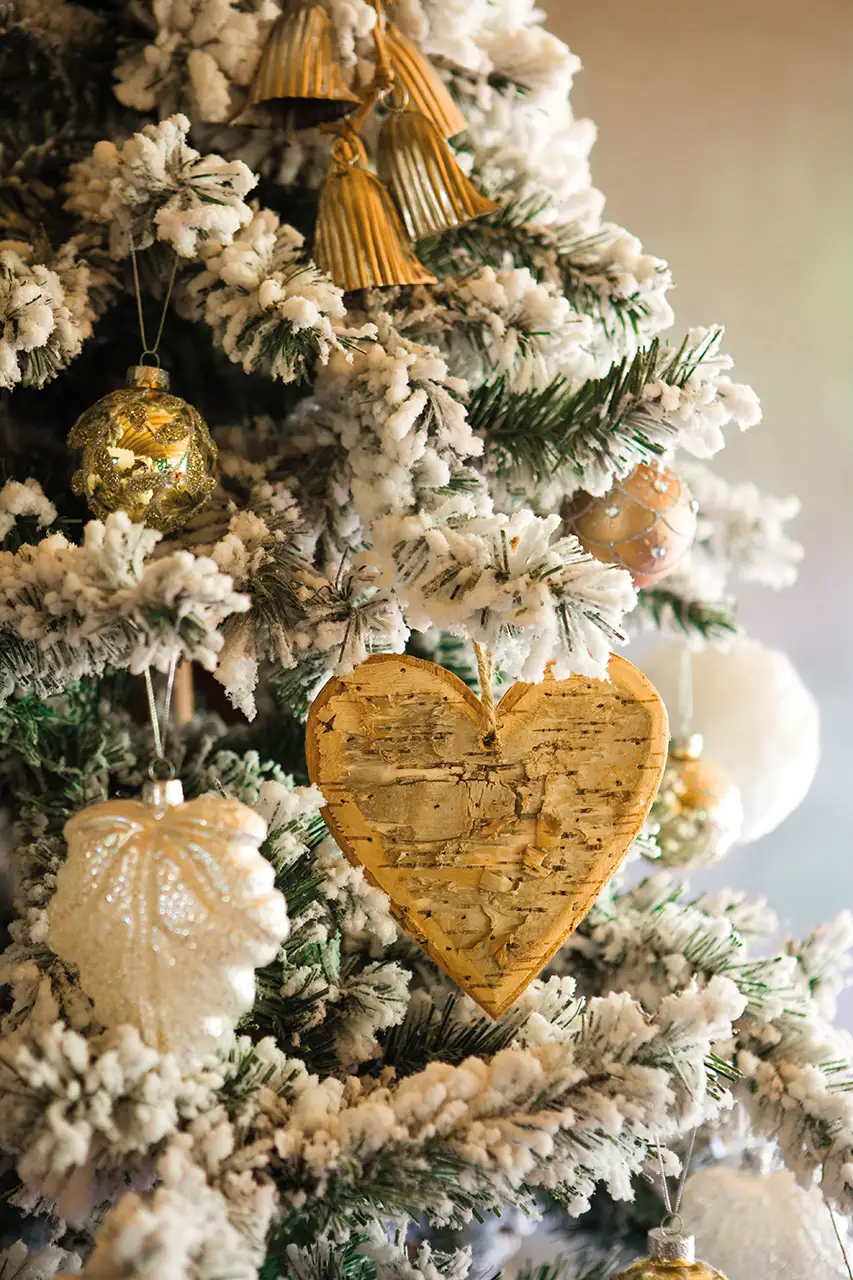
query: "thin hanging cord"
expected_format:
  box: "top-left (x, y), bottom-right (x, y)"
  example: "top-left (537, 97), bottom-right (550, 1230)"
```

top-left (654, 1128), bottom-right (697, 1226)
top-left (672, 1128), bottom-right (697, 1215)
top-left (472, 641), bottom-right (497, 736)
top-left (130, 246), bottom-right (179, 364)
top-left (160, 656), bottom-right (178, 756)
top-left (143, 653), bottom-right (179, 761)
top-left (829, 1206), bottom-right (853, 1280)
top-left (143, 666), bottom-right (164, 758)
top-left (677, 644), bottom-right (694, 742)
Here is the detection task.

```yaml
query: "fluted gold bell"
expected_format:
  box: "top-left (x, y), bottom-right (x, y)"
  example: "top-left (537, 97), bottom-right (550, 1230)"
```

top-left (68, 365), bottom-right (217, 534)
top-left (232, 5), bottom-right (360, 131)
top-left (384, 23), bottom-right (467, 138)
top-left (377, 108), bottom-right (499, 241)
top-left (314, 134), bottom-right (436, 290)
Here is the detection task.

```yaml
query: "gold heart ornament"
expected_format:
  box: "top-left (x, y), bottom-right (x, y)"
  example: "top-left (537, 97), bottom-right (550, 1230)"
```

top-left (307, 653), bottom-right (667, 1016)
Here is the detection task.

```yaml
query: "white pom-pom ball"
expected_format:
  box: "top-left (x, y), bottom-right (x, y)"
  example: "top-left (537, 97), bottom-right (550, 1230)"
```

top-left (680, 1166), bottom-right (850, 1278)
top-left (641, 639), bottom-right (819, 843)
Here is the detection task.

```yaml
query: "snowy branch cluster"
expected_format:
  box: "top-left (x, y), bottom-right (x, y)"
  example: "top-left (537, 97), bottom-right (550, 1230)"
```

top-left (0, 503), bottom-right (248, 698)
top-left (2, 722), bottom-right (849, 1280)
top-left (564, 876), bottom-right (853, 1213)
top-left (0, 22), bottom-right (783, 678)
top-left (0, 240), bottom-right (97, 390)
top-left (0, 757), bottom-right (751, 1279)
top-left (0, 2), bottom-right (838, 1278)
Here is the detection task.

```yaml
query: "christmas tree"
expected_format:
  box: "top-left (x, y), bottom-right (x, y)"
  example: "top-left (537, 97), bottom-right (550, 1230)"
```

top-left (0, 2), bottom-right (847, 1278)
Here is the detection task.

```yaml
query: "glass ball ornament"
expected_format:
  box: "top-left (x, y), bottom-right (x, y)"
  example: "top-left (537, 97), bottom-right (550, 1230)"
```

top-left (610, 1227), bottom-right (728, 1280)
top-left (563, 463), bottom-right (697, 587)
top-left (647, 734), bottom-right (744, 868)
top-left (68, 365), bottom-right (217, 534)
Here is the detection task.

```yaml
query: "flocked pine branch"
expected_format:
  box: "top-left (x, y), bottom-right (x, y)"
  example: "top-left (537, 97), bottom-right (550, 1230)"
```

top-left (417, 201), bottom-right (672, 346)
top-left (181, 207), bottom-right (371, 386)
top-left (0, 971), bottom-right (744, 1245)
top-left (560, 875), bottom-right (853, 1215)
top-left (469, 328), bottom-right (759, 497)
top-left (390, 266), bottom-right (594, 393)
top-left (0, 512), bottom-right (249, 701)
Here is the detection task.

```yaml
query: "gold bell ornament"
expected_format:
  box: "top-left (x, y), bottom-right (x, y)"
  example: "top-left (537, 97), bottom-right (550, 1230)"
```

top-left (383, 22), bottom-right (467, 138)
top-left (648, 733), bottom-right (744, 869)
top-left (377, 96), bottom-right (499, 240)
top-left (69, 364), bottom-right (217, 534)
top-left (610, 1226), bottom-right (729, 1280)
top-left (563, 462), bottom-right (698, 588)
top-left (231, 4), bottom-right (360, 131)
top-left (314, 131), bottom-right (437, 289)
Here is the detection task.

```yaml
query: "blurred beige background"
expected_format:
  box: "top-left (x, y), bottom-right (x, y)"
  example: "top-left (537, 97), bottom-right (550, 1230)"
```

top-left (548, 1), bottom-right (853, 963)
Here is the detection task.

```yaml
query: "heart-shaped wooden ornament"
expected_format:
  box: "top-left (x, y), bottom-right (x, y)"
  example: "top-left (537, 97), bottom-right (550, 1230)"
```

top-left (306, 653), bottom-right (668, 1016)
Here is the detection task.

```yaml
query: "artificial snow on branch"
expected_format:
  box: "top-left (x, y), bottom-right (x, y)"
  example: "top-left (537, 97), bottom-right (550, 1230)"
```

top-left (181, 473), bottom-right (406, 717)
top-left (114, 0), bottom-right (281, 125)
top-left (561, 874), bottom-right (853, 1216)
top-left (182, 207), bottom-right (363, 384)
top-left (66, 114), bottom-right (257, 259)
top-left (305, 321), bottom-right (484, 528)
top-left (472, 328), bottom-right (761, 501)
top-left (370, 509), bottom-right (636, 681)
top-left (392, 267), bottom-right (596, 393)
top-left (0, 239), bottom-right (97, 389)
top-left (681, 460), bottom-right (803, 592)
top-left (419, 211), bottom-right (674, 362)
top-left (0, 513), bottom-right (249, 700)
top-left (0, 476), bottom-right (57, 539)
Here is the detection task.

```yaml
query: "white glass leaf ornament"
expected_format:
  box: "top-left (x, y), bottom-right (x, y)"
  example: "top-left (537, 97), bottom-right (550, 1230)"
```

top-left (48, 778), bottom-right (288, 1059)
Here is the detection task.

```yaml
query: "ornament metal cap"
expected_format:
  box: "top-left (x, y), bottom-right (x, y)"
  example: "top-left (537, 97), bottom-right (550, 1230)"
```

top-left (671, 732), bottom-right (704, 761)
top-left (232, 5), bottom-right (360, 131)
top-left (127, 365), bottom-right (170, 391)
top-left (648, 1226), bottom-right (695, 1264)
top-left (142, 777), bottom-right (184, 810)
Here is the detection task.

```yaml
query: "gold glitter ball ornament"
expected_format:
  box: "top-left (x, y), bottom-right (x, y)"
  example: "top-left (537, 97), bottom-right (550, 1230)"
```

top-left (648, 734), bottom-right (744, 869)
top-left (610, 1228), bottom-right (728, 1280)
top-left (563, 463), bottom-right (697, 587)
top-left (68, 365), bottom-right (217, 534)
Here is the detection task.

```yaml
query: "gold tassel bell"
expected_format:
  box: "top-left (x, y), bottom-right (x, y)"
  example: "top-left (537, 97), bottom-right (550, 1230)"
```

top-left (239, 0), bottom-right (499, 289)
top-left (314, 133), bottom-right (436, 289)
top-left (383, 23), bottom-right (467, 139)
top-left (232, 4), bottom-right (360, 131)
top-left (377, 96), bottom-right (499, 241)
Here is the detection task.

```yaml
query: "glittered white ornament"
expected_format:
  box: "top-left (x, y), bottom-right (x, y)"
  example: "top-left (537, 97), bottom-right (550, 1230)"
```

top-left (641, 640), bottom-right (819, 843)
top-left (680, 1166), bottom-right (850, 1279)
top-left (48, 778), bottom-right (289, 1059)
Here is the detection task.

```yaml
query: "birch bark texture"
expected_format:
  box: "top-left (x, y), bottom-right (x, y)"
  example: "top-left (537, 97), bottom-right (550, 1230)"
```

top-left (307, 654), bottom-right (668, 1015)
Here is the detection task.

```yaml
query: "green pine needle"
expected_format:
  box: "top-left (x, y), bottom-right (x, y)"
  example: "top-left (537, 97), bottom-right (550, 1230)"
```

top-left (466, 332), bottom-right (719, 484)
top-left (635, 589), bottom-right (738, 640)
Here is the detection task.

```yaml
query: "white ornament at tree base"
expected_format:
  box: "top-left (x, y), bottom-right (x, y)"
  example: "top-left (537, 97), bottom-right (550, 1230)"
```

top-left (641, 639), bottom-right (819, 843)
top-left (48, 778), bottom-right (288, 1060)
top-left (680, 1165), bottom-right (850, 1279)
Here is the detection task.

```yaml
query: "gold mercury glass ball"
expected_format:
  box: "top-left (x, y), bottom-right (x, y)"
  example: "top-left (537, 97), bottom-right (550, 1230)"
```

top-left (611, 1261), bottom-right (729, 1280)
top-left (563, 462), bottom-right (697, 587)
top-left (648, 734), bottom-right (744, 869)
top-left (68, 365), bottom-right (217, 534)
